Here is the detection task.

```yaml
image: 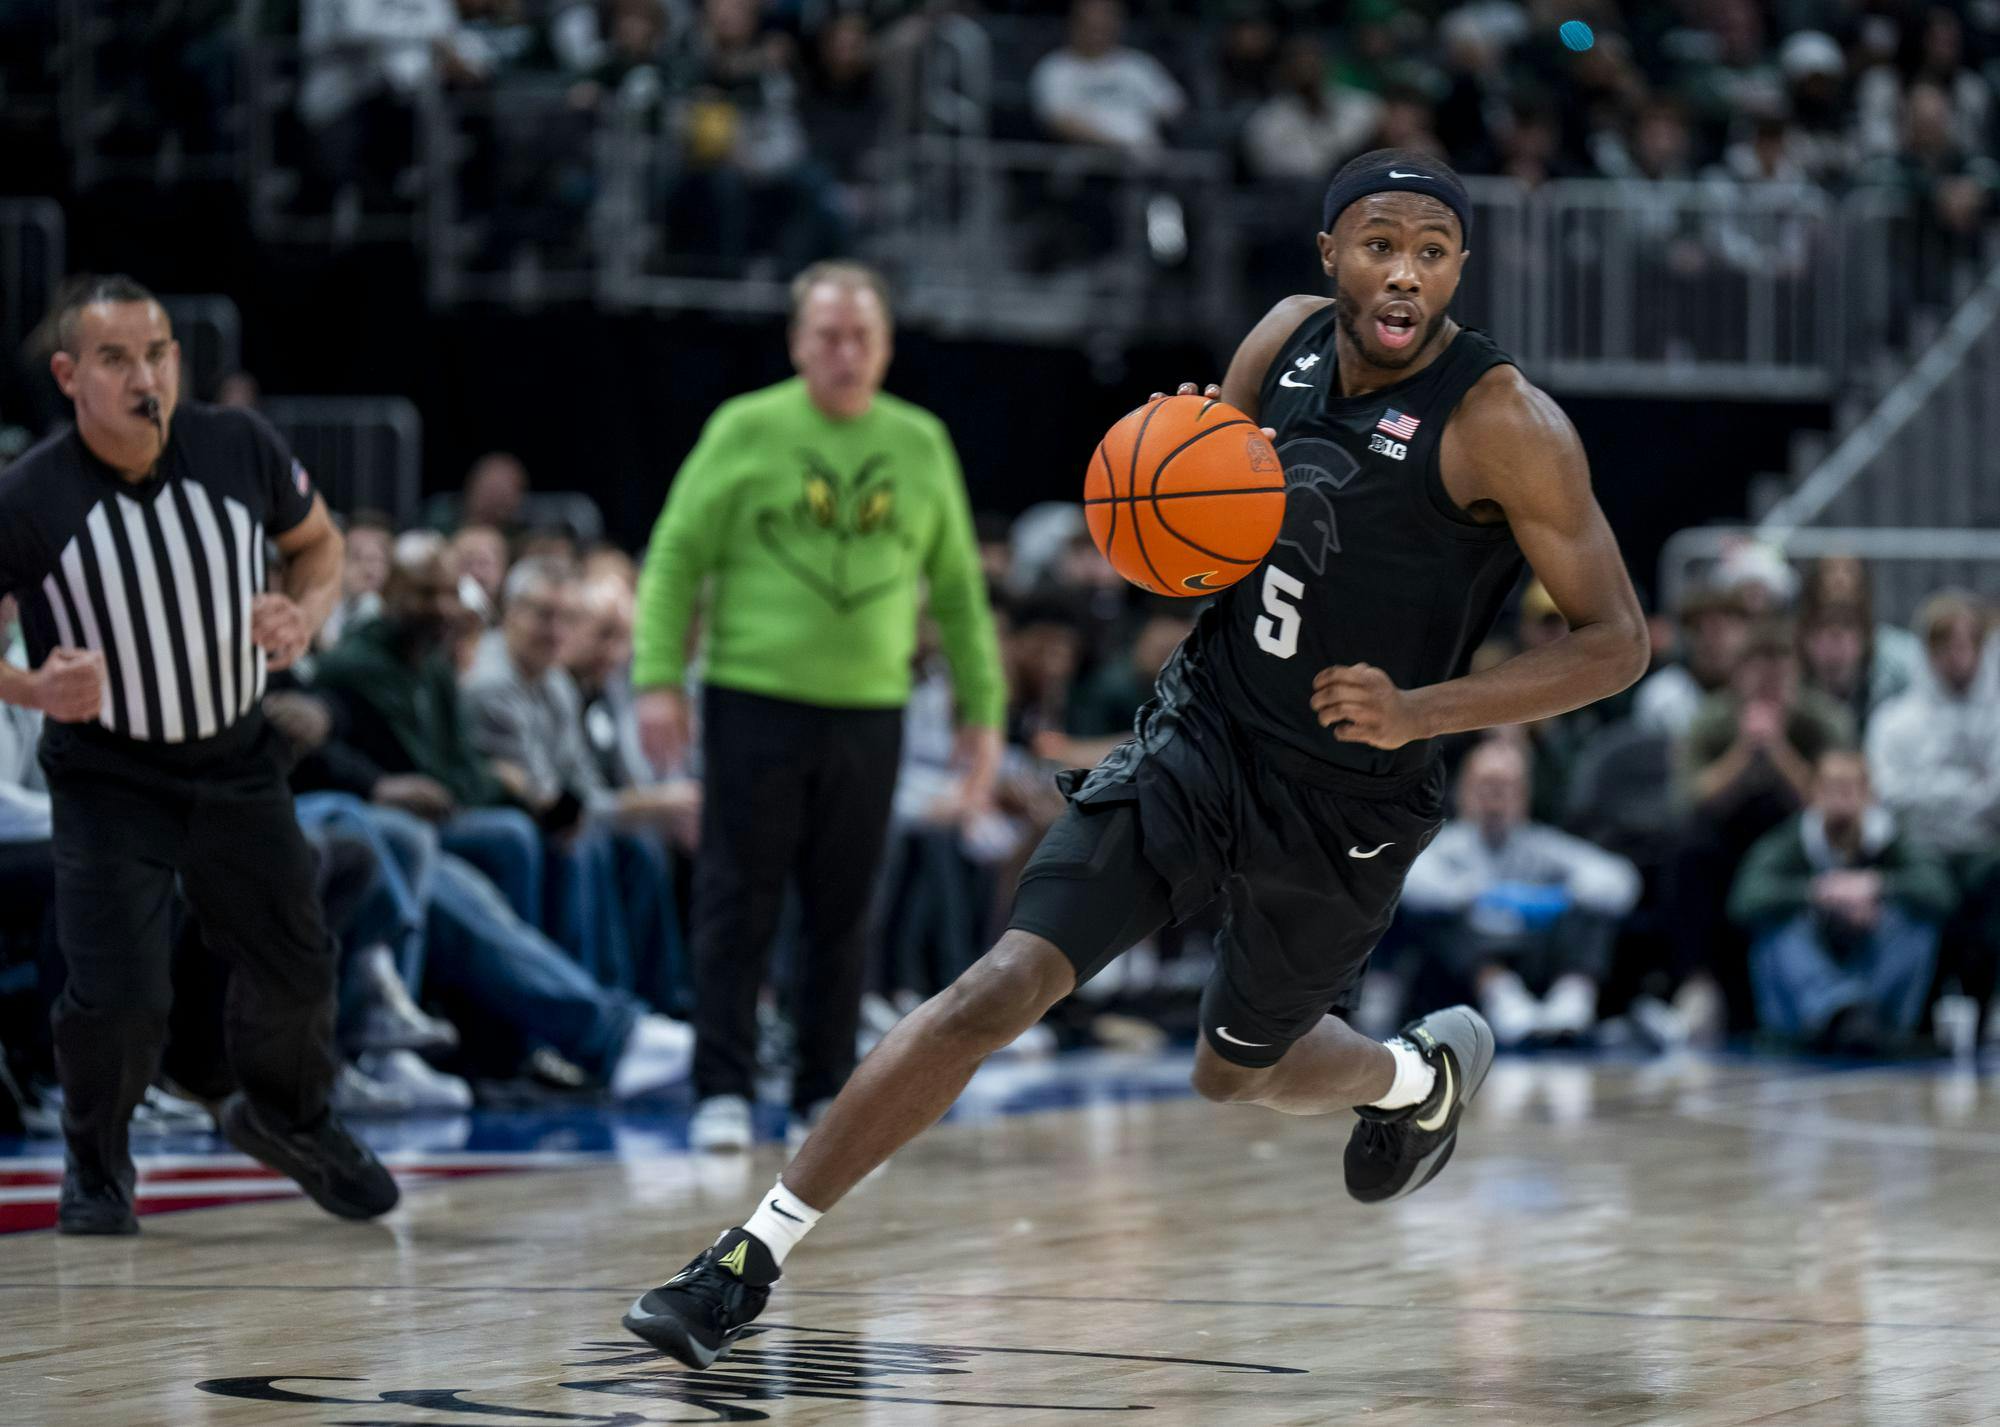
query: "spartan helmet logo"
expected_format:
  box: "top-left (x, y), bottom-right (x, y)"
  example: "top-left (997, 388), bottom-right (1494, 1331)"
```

top-left (1274, 436), bottom-right (1357, 577)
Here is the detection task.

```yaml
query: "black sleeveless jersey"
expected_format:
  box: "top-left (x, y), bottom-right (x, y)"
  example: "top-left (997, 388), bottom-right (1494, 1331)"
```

top-left (1176, 311), bottom-right (1525, 787)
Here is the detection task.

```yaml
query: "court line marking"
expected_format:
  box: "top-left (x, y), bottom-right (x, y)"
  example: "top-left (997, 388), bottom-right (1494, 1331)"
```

top-left (4, 1280), bottom-right (1997, 1339)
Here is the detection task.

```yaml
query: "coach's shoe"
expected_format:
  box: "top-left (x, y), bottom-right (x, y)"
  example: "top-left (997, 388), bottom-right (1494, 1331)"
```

top-left (220, 1094), bottom-right (400, 1221)
top-left (1344, 1005), bottom-right (1495, 1205)
top-left (624, 1228), bottom-right (778, 1367)
top-left (57, 1154), bottom-right (138, 1236)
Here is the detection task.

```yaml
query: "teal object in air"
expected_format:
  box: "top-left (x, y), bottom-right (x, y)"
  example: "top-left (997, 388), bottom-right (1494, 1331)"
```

top-left (1560, 19), bottom-right (1595, 50)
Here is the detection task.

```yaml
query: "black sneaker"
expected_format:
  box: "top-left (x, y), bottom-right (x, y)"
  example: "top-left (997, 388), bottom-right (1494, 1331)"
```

top-left (220, 1094), bottom-right (400, 1220)
top-left (1344, 1005), bottom-right (1495, 1204)
top-left (57, 1154), bottom-right (138, 1236)
top-left (623, 1228), bottom-right (778, 1367)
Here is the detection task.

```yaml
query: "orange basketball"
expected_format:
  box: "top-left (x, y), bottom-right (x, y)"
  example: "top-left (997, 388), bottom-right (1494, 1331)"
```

top-left (1084, 394), bottom-right (1287, 597)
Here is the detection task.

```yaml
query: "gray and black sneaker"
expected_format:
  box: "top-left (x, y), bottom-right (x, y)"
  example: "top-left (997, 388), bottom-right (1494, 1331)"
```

top-left (57, 1152), bottom-right (138, 1236)
top-left (624, 1228), bottom-right (778, 1367)
top-left (1344, 1005), bottom-right (1495, 1204)
top-left (220, 1094), bottom-right (400, 1220)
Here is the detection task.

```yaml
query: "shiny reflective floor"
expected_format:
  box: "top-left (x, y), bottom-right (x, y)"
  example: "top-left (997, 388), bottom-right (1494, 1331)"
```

top-left (7, 1053), bottom-right (2000, 1426)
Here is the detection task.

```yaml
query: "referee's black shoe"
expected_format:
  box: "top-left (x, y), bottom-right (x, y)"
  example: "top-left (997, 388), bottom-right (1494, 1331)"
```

top-left (1344, 1005), bottom-right (1495, 1205)
top-left (220, 1094), bottom-right (399, 1220)
top-left (623, 1229), bottom-right (777, 1367)
top-left (58, 1153), bottom-right (138, 1236)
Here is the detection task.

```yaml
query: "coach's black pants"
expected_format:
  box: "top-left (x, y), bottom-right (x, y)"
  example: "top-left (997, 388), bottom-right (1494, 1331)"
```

top-left (692, 686), bottom-right (901, 1111)
top-left (40, 717), bottom-right (337, 1184)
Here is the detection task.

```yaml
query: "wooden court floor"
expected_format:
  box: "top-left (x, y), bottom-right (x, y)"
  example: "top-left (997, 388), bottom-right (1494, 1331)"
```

top-left (8, 1055), bottom-right (2000, 1426)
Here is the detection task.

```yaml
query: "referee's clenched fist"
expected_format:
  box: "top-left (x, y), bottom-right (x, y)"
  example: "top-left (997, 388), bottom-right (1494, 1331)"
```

top-left (31, 648), bottom-right (105, 723)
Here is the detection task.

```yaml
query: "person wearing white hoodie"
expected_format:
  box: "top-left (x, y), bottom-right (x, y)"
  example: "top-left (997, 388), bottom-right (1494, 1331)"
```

top-left (1401, 738), bottom-right (1642, 1045)
top-left (1865, 592), bottom-right (2000, 1028)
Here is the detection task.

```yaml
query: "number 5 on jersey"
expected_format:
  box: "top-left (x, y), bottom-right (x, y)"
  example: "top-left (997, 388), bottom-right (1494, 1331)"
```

top-left (1254, 566), bottom-right (1305, 659)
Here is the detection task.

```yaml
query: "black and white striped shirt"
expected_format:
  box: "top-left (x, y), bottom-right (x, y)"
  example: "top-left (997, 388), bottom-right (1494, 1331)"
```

top-left (0, 403), bottom-right (316, 744)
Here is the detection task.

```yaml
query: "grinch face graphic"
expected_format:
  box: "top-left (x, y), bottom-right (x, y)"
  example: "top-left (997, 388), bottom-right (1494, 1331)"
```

top-left (755, 451), bottom-right (915, 612)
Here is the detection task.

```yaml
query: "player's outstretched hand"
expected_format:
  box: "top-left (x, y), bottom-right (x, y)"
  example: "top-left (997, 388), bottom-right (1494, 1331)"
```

top-left (32, 647), bottom-right (105, 723)
top-left (1310, 664), bottom-right (1427, 750)
top-left (1147, 382), bottom-right (1276, 438)
top-left (251, 592), bottom-right (311, 670)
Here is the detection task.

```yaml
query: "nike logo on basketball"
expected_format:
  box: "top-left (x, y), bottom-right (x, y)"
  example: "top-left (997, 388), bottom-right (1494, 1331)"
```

top-left (1414, 1056), bottom-right (1454, 1132)
top-left (769, 1201), bottom-right (802, 1223)
top-left (1215, 1026), bottom-right (1269, 1048)
top-left (1278, 371), bottom-right (1313, 388)
top-left (1388, 170), bottom-right (1430, 180)
top-left (1349, 842), bottom-right (1394, 859)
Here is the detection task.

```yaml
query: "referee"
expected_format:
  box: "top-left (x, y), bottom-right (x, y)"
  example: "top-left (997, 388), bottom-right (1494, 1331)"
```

top-left (0, 276), bottom-right (396, 1234)
top-left (634, 261), bottom-right (1004, 1152)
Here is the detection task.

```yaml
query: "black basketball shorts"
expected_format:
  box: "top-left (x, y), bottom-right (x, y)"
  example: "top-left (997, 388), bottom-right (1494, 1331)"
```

top-left (1007, 699), bottom-right (1445, 1069)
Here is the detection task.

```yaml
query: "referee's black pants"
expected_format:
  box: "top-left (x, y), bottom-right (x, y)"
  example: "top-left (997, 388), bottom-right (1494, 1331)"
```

top-left (692, 686), bottom-right (901, 1112)
top-left (40, 717), bottom-right (337, 1184)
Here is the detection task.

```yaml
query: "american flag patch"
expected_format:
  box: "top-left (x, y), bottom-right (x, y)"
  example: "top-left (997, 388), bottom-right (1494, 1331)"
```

top-left (292, 458), bottom-right (311, 497)
top-left (1377, 408), bottom-right (1420, 440)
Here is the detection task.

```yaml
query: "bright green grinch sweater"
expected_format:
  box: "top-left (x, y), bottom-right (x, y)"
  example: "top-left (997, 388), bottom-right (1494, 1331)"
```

top-left (633, 378), bottom-right (1004, 727)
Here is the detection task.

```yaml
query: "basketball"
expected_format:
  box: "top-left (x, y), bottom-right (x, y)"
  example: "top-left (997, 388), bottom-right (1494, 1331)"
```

top-left (1085, 394), bottom-right (1287, 597)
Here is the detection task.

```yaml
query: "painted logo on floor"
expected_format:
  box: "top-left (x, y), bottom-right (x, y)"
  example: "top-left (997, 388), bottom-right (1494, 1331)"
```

top-left (0, 1153), bottom-right (571, 1234)
top-left (197, 1324), bottom-right (1307, 1421)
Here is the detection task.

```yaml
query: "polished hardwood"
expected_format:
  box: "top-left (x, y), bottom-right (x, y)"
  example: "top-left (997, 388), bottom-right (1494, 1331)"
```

top-left (8, 1055), bottom-right (2000, 1426)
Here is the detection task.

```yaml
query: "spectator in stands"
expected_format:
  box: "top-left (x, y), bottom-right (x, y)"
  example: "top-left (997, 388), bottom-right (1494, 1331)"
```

top-left (1030, 0), bottom-right (1185, 156)
top-left (1796, 596), bottom-right (1912, 736)
top-left (310, 536), bottom-right (559, 933)
top-left (451, 524), bottom-right (510, 627)
top-left (214, 370), bottom-right (261, 410)
top-left (1241, 34), bottom-right (1378, 182)
top-left (0, 596), bottom-right (54, 972)
top-left (800, 13), bottom-right (882, 197)
top-left (462, 557), bottom-right (691, 997)
top-left (1862, 81), bottom-right (2000, 307)
top-left (298, 0), bottom-right (490, 217)
top-left (564, 0), bottom-right (672, 114)
top-left (1493, 97), bottom-right (1566, 190)
top-left (1855, 5), bottom-right (1993, 161)
top-left (1866, 592), bottom-right (2000, 1025)
top-left (667, 0), bottom-right (844, 276)
top-left (1684, 621), bottom-right (1853, 832)
top-left (580, 542), bottom-right (639, 592)
top-left (1633, 585), bottom-right (1752, 737)
top-left (1370, 81), bottom-right (1446, 158)
top-left (1673, 619), bottom-right (1854, 1025)
top-left (1731, 748), bottom-right (1955, 1053)
top-left (1002, 592), bottom-right (1085, 750)
top-left (1400, 739), bottom-right (1642, 1047)
top-left (1800, 556), bottom-right (1925, 691)
top-left (425, 450), bottom-right (530, 535)
top-left (1776, 31), bottom-right (1853, 183)
top-left (1064, 603), bottom-right (1193, 743)
top-left (321, 510), bottom-right (395, 650)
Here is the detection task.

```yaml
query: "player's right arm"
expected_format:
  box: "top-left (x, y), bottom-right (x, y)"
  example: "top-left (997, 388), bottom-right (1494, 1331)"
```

top-left (1217, 295), bottom-right (1331, 422)
top-left (1152, 295), bottom-right (1329, 426)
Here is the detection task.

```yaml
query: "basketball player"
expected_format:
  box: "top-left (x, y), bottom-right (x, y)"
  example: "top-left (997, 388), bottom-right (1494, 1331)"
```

top-left (622, 150), bottom-right (1650, 1365)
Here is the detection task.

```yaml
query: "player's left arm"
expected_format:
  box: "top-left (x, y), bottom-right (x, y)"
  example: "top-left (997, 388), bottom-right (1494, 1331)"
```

top-left (1312, 370), bottom-right (1649, 748)
top-left (263, 496), bottom-right (344, 669)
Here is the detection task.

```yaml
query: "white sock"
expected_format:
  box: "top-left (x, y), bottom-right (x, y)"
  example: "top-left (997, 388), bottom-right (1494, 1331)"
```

top-left (1368, 1037), bottom-right (1438, 1111)
top-left (741, 1177), bottom-right (823, 1266)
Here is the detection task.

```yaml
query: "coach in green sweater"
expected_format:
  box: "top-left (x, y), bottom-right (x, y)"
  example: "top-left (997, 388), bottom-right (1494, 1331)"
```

top-left (633, 262), bottom-right (1004, 1150)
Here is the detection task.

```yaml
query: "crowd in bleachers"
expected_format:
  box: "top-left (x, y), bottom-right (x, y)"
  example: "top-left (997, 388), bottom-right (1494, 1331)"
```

top-left (31, 0), bottom-right (1993, 271)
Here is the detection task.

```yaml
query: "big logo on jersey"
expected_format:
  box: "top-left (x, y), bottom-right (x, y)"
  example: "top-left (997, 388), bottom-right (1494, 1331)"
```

top-left (754, 451), bottom-right (916, 613)
top-left (1272, 436), bottom-right (1358, 576)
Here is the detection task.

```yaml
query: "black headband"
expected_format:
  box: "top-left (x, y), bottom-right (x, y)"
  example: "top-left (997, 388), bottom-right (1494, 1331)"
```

top-left (1321, 163), bottom-right (1472, 245)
